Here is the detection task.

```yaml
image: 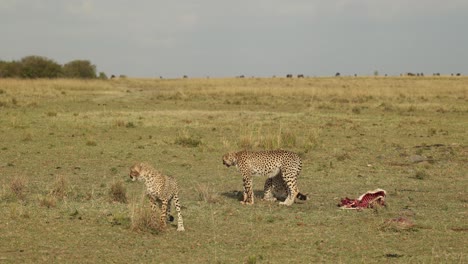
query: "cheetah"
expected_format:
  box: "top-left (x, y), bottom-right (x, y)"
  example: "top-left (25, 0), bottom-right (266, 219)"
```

top-left (129, 162), bottom-right (185, 231)
top-left (222, 150), bottom-right (307, 206)
top-left (263, 173), bottom-right (308, 203)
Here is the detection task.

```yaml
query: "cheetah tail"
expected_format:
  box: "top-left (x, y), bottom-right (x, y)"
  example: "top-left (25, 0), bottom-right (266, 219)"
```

top-left (296, 192), bottom-right (308, 201)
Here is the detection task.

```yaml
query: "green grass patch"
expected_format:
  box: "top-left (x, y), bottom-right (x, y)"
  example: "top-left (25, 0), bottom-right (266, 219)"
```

top-left (0, 77), bottom-right (466, 263)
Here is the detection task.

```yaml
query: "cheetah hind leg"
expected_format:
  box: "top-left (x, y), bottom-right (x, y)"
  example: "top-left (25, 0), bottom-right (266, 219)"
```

top-left (279, 177), bottom-right (298, 206)
top-left (262, 177), bottom-right (277, 202)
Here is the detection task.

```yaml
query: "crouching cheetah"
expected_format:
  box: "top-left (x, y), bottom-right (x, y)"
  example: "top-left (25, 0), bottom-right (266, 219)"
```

top-left (222, 150), bottom-right (307, 206)
top-left (264, 173), bottom-right (308, 203)
top-left (129, 163), bottom-right (185, 231)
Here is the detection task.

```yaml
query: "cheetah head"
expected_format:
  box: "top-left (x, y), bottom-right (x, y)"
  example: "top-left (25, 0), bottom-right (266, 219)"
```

top-left (222, 152), bottom-right (237, 167)
top-left (129, 163), bottom-right (144, 181)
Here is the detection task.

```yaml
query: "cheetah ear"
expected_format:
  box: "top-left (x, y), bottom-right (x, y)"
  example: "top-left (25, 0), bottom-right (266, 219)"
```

top-left (131, 162), bottom-right (142, 172)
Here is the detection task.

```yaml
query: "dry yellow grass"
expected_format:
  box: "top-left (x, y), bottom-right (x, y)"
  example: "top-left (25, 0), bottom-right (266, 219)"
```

top-left (0, 77), bottom-right (466, 263)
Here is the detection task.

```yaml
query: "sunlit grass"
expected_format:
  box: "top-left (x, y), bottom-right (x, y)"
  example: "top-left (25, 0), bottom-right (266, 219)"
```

top-left (0, 77), bottom-right (466, 263)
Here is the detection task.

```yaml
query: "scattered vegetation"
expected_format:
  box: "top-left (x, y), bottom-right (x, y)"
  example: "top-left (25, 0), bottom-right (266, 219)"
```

top-left (129, 198), bottom-right (160, 234)
top-left (86, 140), bottom-right (97, 146)
top-left (9, 177), bottom-right (27, 201)
top-left (38, 195), bottom-right (57, 208)
top-left (109, 181), bottom-right (128, 203)
top-left (50, 175), bottom-right (69, 200)
top-left (195, 184), bottom-right (220, 203)
top-left (0, 77), bottom-right (466, 263)
top-left (414, 170), bottom-right (429, 180)
top-left (174, 130), bottom-right (202, 147)
top-left (0, 55), bottom-right (98, 79)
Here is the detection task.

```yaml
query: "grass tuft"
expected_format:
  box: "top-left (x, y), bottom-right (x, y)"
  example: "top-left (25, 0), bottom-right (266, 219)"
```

top-left (50, 175), bottom-right (69, 200)
top-left (109, 181), bottom-right (128, 203)
top-left (280, 130), bottom-right (297, 148)
top-left (86, 140), bottom-right (97, 146)
top-left (379, 217), bottom-right (417, 232)
top-left (352, 106), bottom-right (361, 114)
top-left (414, 170), bottom-right (429, 180)
top-left (39, 195), bottom-right (57, 208)
top-left (126, 122), bottom-right (136, 128)
top-left (175, 131), bottom-right (202, 147)
top-left (22, 132), bottom-right (33, 142)
top-left (195, 184), bottom-right (220, 203)
top-left (10, 177), bottom-right (27, 200)
top-left (129, 200), bottom-right (160, 234)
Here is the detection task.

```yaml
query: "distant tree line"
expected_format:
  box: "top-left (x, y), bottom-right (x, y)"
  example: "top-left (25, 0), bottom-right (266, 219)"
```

top-left (0, 55), bottom-right (107, 79)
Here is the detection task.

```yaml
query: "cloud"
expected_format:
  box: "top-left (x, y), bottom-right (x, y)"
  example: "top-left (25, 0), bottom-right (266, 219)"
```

top-left (1, 0), bottom-right (467, 77)
top-left (66, 0), bottom-right (94, 16)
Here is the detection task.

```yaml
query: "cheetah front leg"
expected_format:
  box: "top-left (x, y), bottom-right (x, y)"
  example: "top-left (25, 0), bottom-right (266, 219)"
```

top-left (241, 175), bottom-right (254, 205)
top-left (173, 194), bottom-right (185, 231)
top-left (166, 198), bottom-right (175, 222)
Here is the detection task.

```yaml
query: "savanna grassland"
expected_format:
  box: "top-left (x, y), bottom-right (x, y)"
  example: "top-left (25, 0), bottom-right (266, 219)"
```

top-left (0, 77), bottom-right (466, 263)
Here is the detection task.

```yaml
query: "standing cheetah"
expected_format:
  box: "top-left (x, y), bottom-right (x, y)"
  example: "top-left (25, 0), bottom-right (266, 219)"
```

top-left (129, 162), bottom-right (185, 231)
top-left (222, 150), bottom-right (307, 206)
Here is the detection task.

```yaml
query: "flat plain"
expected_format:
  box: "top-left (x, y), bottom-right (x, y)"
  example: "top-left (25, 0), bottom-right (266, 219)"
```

top-left (0, 77), bottom-right (466, 263)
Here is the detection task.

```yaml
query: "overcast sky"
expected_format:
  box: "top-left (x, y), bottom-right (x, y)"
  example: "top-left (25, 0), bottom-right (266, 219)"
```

top-left (1, 0), bottom-right (467, 78)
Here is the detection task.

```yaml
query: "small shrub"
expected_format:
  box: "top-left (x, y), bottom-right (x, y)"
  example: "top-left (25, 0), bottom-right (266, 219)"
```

top-left (304, 129), bottom-right (320, 152)
top-left (109, 181), bottom-right (128, 203)
top-left (22, 133), bottom-right (33, 142)
top-left (352, 106), bottom-right (361, 114)
top-left (195, 184), bottom-right (220, 203)
top-left (280, 130), bottom-right (296, 147)
top-left (115, 120), bottom-right (126, 127)
top-left (427, 128), bottom-right (437, 136)
top-left (9, 204), bottom-right (30, 219)
top-left (50, 175), bottom-right (69, 200)
top-left (335, 151), bottom-right (351, 161)
top-left (109, 213), bottom-right (131, 227)
top-left (129, 202), bottom-right (160, 234)
top-left (238, 135), bottom-right (254, 149)
top-left (379, 217), bottom-right (417, 232)
top-left (436, 107), bottom-right (447, 113)
top-left (39, 195), bottom-right (57, 208)
top-left (414, 170), bottom-right (428, 180)
top-left (86, 140), bottom-right (97, 146)
top-left (407, 105), bottom-right (417, 112)
top-left (379, 102), bottom-right (394, 111)
top-left (126, 122), bottom-right (136, 128)
top-left (246, 255), bottom-right (264, 264)
top-left (258, 135), bottom-right (277, 149)
top-left (47, 111), bottom-right (57, 117)
top-left (110, 167), bottom-right (118, 175)
top-left (175, 131), bottom-right (202, 148)
top-left (10, 177), bottom-right (27, 200)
